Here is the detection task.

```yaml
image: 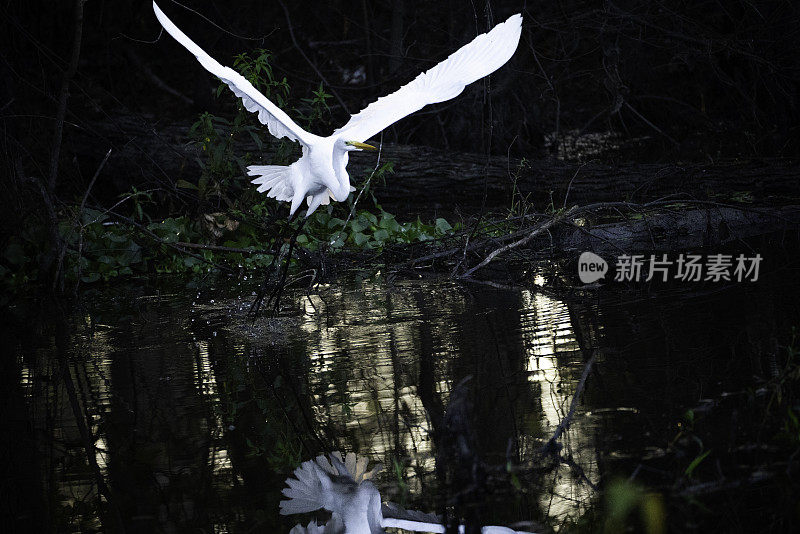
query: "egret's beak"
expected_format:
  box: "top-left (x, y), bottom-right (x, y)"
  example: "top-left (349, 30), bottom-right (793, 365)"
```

top-left (346, 141), bottom-right (378, 151)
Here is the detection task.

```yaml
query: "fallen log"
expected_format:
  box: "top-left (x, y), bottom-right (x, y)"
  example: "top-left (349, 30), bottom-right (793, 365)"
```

top-left (71, 116), bottom-right (800, 213)
top-left (456, 203), bottom-right (800, 277)
top-left (562, 204), bottom-right (800, 255)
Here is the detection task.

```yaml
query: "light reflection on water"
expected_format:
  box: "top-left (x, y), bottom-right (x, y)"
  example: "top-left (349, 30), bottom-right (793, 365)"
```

top-left (10, 261), bottom-right (800, 532)
top-left (518, 288), bottom-right (597, 522)
top-left (20, 279), bottom-right (591, 529)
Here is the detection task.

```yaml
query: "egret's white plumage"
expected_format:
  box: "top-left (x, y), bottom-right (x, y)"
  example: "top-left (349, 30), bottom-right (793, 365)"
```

top-left (281, 452), bottom-right (384, 534)
top-left (153, 2), bottom-right (522, 217)
top-left (333, 16), bottom-right (523, 143)
top-left (280, 452), bottom-right (536, 534)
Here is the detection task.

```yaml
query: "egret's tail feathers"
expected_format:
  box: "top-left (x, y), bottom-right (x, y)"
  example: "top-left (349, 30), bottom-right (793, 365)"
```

top-left (279, 458), bottom-right (327, 515)
top-left (325, 450), bottom-right (383, 483)
top-left (247, 165), bottom-right (293, 202)
top-left (279, 452), bottom-right (382, 516)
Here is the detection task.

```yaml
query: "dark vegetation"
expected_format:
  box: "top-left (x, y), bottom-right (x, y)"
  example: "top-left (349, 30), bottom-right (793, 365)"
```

top-left (3, 0), bottom-right (800, 298)
top-left (2, 0), bottom-right (800, 531)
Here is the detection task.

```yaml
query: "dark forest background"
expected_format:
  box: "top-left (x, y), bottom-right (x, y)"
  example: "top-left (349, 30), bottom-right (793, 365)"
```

top-left (2, 0), bottom-right (800, 290)
top-left (5, 0), bottom-right (799, 161)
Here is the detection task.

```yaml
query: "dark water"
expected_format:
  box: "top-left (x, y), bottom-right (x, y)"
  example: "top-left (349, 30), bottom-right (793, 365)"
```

top-left (4, 244), bottom-right (800, 533)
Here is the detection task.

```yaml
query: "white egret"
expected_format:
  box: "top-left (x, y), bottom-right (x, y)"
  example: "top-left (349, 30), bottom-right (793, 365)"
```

top-left (281, 451), bottom-right (536, 534)
top-left (153, 2), bottom-right (522, 217)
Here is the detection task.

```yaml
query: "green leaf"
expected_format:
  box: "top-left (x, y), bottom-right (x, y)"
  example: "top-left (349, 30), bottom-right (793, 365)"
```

top-left (124, 242), bottom-right (142, 265)
top-left (373, 229), bottom-right (389, 243)
top-left (107, 232), bottom-right (129, 243)
top-left (353, 232), bottom-right (370, 246)
top-left (379, 213), bottom-right (401, 233)
top-left (327, 217), bottom-right (345, 229)
top-left (329, 234), bottom-right (345, 249)
top-left (685, 449), bottom-right (711, 478)
top-left (182, 256), bottom-right (200, 268)
top-left (176, 179), bottom-right (199, 190)
top-left (81, 208), bottom-right (108, 226)
top-left (247, 128), bottom-right (264, 151)
top-left (435, 218), bottom-right (453, 234)
top-left (350, 219), bottom-right (367, 233)
top-left (80, 272), bottom-right (101, 283)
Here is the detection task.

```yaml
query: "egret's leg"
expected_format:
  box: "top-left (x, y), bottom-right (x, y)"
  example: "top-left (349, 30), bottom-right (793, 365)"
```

top-left (248, 210), bottom-right (298, 319)
top-left (265, 216), bottom-right (307, 314)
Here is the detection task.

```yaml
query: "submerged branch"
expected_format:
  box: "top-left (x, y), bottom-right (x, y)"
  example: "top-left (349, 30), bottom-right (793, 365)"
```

top-left (540, 352), bottom-right (597, 456)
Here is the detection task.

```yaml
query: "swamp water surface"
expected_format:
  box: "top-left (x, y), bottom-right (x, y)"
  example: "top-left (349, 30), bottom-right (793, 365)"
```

top-left (5, 245), bottom-right (800, 533)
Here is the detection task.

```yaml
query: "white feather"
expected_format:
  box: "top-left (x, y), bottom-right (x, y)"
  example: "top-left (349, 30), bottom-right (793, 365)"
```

top-left (153, 2), bottom-right (312, 146)
top-left (334, 14), bottom-right (522, 143)
top-left (247, 165), bottom-right (295, 201)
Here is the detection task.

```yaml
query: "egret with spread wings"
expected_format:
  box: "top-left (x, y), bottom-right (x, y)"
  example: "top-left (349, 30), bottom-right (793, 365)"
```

top-left (281, 451), bottom-right (536, 533)
top-left (153, 2), bottom-right (522, 217)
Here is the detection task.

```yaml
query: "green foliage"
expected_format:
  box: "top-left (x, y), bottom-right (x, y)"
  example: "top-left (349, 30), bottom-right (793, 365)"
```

top-left (127, 187), bottom-right (154, 223)
top-left (298, 201), bottom-right (456, 253)
top-left (188, 49), bottom-right (295, 203)
top-left (683, 449), bottom-right (712, 479)
top-left (603, 479), bottom-right (665, 534)
top-left (392, 457), bottom-right (409, 507)
top-left (232, 49), bottom-right (288, 101)
top-left (62, 208), bottom-right (143, 282)
top-left (187, 111), bottom-right (248, 201)
top-left (299, 83), bottom-right (332, 129)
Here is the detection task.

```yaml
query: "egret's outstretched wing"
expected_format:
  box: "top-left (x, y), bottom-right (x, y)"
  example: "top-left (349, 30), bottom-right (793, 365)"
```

top-left (153, 2), bottom-right (312, 145)
top-left (334, 13), bottom-right (522, 143)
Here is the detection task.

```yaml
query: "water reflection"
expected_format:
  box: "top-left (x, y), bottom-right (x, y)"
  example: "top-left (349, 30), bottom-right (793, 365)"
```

top-left (519, 288), bottom-right (597, 523)
top-left (7, 257), bottom-right (800, 532)
top-left (195, 280), bottom-right (596, 527)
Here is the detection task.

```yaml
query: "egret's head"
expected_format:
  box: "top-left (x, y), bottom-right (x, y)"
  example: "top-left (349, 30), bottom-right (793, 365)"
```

top-left (344, 140), bottom-right (377, 152)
